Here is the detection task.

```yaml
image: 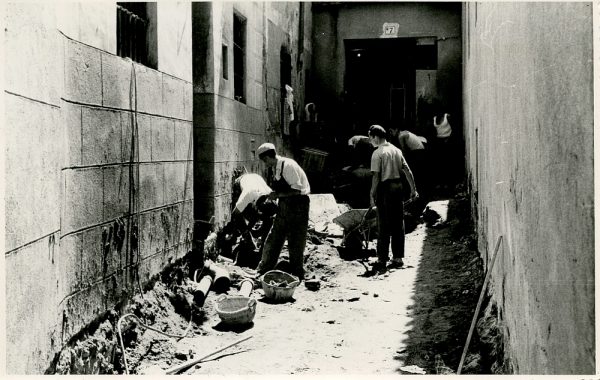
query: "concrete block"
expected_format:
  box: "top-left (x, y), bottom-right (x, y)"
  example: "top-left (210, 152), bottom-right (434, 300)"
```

top-left (139, 210), bottom-right (163, 258)
top-left (102, 52), bottom-right (134, 110)
top-left (139, 163), bottom-right (165, 211)
top-left (158, 206), bottom-right (178, 248)
top-left (102, 272), bottom-right (128, 312)
top-left (80, 226), bottom-right (104, 285)
top-left (5, 95), bottom-right (62, 251)
top-left (215, 96), bottom-right (236, 131)
top-left (193, 160), bottom-right (216, 193)
top-left (134, 64), bottom-right (163, 115)
top-left (213, 193), bottom-right (234, 228)
top-left (80, 222), bottom-right (126, 287)
top-left (121, 111), bottom-right (134, 163)
top-left (152, 117), bottom-right (175, 161)
top-left (174, 121), bottom-right (193, 160)
top-left (138, 251), bottom-right (167, 284)
top-left (63, 101), bottom-right (83, 167)
top-left (192, 94), bottom-right (216, 129)
top-left (184, 161), bottom-right (194, 201)
top-left (174, 200), bottom-right (194, 248)
top-left (194, 127), bottom-right (216, 162)
top-left (58, 233), bottom-right (83, 299)
top-left (212, 161), bottom-right (237, 199)
top-left (164, 162), bottom-right (186, 204)
top-left (6, 238), bottom-right (60, 374)
top-left (65, 39), bottom-right (102, 105)
top-left (62, 284), bottom-right (106, 345)
top-left (82, 107), bottom-right (122, 165)
top-left (183, 83), bottom-right (193, 121)
top-left (136, 113), bottom-right (153, 162)
top-left (162, 74), bottom-right (186, 120)
top-left (103, 166), bottom-right (132, 221)
top-left (194, 196), bottom-right (215, 225)
top-left (5, 2), bottom-right (62, 106)
top-left (63, 168), bottom-right (104, 234)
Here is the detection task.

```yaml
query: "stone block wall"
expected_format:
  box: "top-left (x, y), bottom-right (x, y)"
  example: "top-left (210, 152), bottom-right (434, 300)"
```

top-left (463, 2), bottom-right (594, 374)
top-left (5, 2), bottom-right (193, 373)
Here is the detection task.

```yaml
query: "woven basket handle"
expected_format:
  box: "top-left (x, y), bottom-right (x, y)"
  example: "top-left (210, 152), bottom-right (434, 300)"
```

top-left (216, 294), bottom-right (227, 303)
top-left (247, 298), bottom-right (257, 311)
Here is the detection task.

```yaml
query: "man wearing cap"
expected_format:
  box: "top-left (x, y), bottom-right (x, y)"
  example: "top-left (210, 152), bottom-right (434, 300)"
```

top-left (255, 143), bottom-right (311, 279)
top-left (368, 125), bottom-right (418, 271)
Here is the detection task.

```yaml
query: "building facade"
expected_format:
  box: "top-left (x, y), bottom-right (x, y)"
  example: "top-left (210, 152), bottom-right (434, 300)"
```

top-left (5, 1), bottom-right (310, 373)
top-left (463, 2), bottom-right (594, 374)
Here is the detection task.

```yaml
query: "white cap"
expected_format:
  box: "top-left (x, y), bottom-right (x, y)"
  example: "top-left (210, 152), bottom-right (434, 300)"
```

top-left (256, 143), bottom-right (276, 157)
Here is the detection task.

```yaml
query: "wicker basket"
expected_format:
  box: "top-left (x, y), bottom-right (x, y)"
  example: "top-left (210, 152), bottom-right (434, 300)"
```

top-left (215, 295), bottom-right (257, 325)
top-left (260, 270), bottom-right (300, 301)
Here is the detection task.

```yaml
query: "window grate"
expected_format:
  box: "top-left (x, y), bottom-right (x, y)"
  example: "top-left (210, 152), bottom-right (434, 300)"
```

top-left (117, 3), bottom-right (149, 66)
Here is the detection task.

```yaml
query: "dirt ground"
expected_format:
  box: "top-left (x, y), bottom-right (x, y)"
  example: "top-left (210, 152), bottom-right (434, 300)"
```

top-left (52, 192), bottom-right (485, 375)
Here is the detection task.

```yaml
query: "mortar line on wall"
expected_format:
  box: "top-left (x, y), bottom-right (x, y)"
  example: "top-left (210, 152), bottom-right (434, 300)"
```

top-left (5, 230), bottom-right (61, 257)
top-left (80, 107), bottom-right (83, 166)
top-left (4, 91), bottom-right (61, 109)
top-left (61, 159), bottom-right (193, 171)
top-left (58, 199), bottom-right (194, 240)
top-left (197, 92), bottom-right (266, 112)
top-left (100, 55), bottom-right (104, 105)
top-left (200, 159), bottom-right (264, 164)
top-left (196, 126), bottom-right (265, 136)
top-left (59, 97), bottom-right (193, 123)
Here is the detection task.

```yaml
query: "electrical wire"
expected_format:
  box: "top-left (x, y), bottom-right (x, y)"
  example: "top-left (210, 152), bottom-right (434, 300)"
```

top-left (117, 309), bottom-right (194, 375)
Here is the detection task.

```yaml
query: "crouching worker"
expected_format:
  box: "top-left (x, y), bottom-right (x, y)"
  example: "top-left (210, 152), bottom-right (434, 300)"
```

top-left (368, 125), bottom-right (418, 271)
top-left (224, 173), bottom-right (278, 268)
top-left (256, 143), bottom-right (311, 280)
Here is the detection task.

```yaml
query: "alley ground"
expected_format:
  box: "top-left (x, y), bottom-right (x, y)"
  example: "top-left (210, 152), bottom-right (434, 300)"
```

top-left (53, 193), bottom-right (485, 375)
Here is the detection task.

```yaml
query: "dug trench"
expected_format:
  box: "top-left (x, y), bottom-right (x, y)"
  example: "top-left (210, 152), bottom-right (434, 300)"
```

top-left (49, 191), bottom-right (507, 375)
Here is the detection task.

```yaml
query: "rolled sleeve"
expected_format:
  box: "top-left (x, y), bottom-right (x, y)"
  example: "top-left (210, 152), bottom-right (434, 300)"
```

top-left (370, 150), bottom-right (381, 172)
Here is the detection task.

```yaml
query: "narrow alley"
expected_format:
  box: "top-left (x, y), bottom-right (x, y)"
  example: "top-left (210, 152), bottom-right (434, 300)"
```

top-left (52, 195), bottom-right (487, 375)
top-left (4, 1), bottom-right (595, 376)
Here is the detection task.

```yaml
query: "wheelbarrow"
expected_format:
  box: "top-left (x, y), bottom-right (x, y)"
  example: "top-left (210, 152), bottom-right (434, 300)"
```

top-left (333, 206), bottom-right (378, 251)
top-left (333, 197), bottom-right (419, 252)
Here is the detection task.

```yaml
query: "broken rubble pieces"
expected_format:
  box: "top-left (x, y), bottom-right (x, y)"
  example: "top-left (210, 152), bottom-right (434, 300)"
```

top-left (304, 279), bottom-right (321, 291)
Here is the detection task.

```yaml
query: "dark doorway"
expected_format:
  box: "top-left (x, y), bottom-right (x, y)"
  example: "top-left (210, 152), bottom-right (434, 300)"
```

top-left (344, 38), bottom-right (435, 137)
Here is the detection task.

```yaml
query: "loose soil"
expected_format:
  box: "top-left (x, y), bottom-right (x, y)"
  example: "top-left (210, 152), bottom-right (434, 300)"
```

top-left (53, 193), bottom-right (486, 375)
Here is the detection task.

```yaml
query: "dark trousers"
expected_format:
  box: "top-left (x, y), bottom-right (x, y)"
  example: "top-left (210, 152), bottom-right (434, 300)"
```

top-left (257, 195), bottom-right (310, 279)
top-left (376, 180), bottom-right (405, 262)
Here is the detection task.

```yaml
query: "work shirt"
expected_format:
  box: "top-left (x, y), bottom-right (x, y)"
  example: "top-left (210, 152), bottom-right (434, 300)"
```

top-left (398, 131), bottom-right (426, 151)
top-left (434, 113), bottom-right (452, 138)
top-left (273, 156), bottom-right (311, 195)
top-left (235, 173), bottom-right (272, 212)
top-left (370, 142), bottom-right (409, 182)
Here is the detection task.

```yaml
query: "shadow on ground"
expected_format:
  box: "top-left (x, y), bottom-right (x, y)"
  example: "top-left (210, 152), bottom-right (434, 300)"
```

top-left (395, 195), bottom-right (484, 374)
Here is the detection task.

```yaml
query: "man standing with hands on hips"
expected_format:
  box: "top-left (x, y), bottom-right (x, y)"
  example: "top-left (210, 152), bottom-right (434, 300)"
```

top-left (368, 125), bottom-right (418, 271)
top-left (255, 143), bottom-right (311, 280)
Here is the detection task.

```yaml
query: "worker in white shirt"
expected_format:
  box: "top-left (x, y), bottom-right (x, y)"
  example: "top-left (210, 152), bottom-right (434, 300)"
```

top-left (255, 143), bottom-right (311, 280)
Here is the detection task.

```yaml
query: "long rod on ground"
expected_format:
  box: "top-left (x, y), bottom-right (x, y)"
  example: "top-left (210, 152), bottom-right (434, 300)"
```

top-left (165, 335), bottom-right (253, 375)
top-left (457, 235), bottom-right (503, 375)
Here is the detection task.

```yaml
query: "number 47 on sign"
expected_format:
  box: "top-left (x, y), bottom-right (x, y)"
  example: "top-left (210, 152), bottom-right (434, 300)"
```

top-left (381, 23), bottom-right (399, 38)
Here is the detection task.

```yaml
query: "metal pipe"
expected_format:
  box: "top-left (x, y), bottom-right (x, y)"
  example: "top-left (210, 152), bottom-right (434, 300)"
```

top-left (164, 335), bottom-right (253, 374)
top-left (457, 235), bottom-right (503, 374)
top-left (204, 260), bottom-right (231, 293)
